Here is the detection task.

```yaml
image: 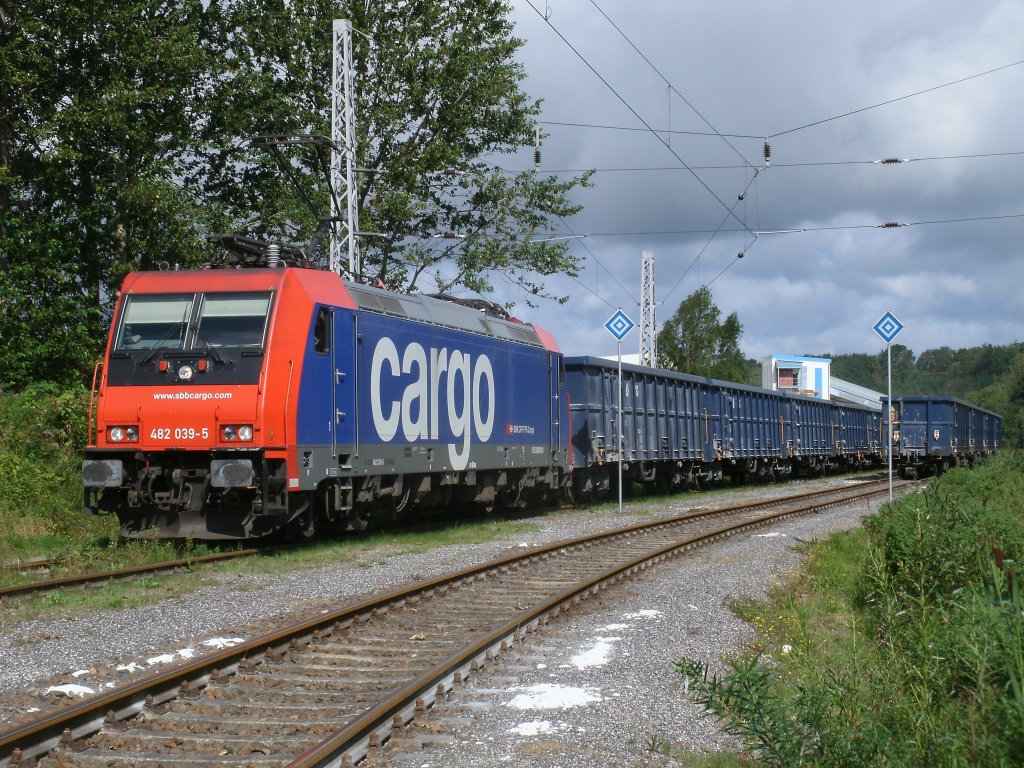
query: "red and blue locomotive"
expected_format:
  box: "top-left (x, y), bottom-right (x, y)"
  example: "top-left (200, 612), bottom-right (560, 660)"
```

top-left (83, 257), bottom-right (570, 539)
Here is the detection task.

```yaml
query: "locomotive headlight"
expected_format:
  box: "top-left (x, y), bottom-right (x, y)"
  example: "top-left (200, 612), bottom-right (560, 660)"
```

top-left (108, 426), bottom-right (139, 443)
top-left (221, 424), bottom-right (254, 442)
top-left (178, 364), bottom-right (194, 381)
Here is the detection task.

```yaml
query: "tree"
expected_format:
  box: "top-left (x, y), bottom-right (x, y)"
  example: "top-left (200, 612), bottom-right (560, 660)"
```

top-left (202, 0), bottom-right (590, 301)
top-left (0, 0), bottom-right (591, 390)
top-left (656, 287), bottom-right (747, 381)
top-left (0, 1), bottom-right (221, 388)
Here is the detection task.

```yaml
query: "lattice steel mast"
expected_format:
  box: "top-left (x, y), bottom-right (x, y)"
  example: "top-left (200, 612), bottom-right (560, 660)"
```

top-left (639, 250), bottom-right (657, 366)
top-left (330, 19), bottom-right (359, 276)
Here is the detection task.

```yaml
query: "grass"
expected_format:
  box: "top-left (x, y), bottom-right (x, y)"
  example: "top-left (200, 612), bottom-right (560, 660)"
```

top-left (677, 452), bottom-right (1024, 768)
top-left (0, 537), bottom-right (226, 589)
top-left (0, 571), bottom-right (211, 630)
top-left (0, 517), bottom-right (546, 628)
top-left (730, 526), bottom-right (870, 662)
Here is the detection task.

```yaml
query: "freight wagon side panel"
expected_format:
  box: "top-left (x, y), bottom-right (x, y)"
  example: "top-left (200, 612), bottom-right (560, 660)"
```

top-left (564, 358), bottom-right (707, 467)
top-left (719, 386), bottom-right (785, 460)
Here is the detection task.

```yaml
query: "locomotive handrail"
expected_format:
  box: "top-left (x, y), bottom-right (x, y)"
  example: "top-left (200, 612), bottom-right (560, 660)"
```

top-left (87, 361), bottom-right (104, 445)
top-left (284, 359), bottom-right (294, 446)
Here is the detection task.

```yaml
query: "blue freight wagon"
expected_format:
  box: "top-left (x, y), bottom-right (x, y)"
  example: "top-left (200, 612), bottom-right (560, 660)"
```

top-left (884, 395), bottom-right (1001, 477)
top-left (563, 356), bottom-right (884, 497)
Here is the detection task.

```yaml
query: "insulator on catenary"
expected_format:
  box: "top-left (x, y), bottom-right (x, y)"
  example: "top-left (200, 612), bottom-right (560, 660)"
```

top-left (879, 221), bottom-right (905, 228)
top-left (534, 149), bottom-right (541, 169)
top-left (875, 157), bottom-right (910, 164)
top-left (763, 141), bottom-right (771, 165)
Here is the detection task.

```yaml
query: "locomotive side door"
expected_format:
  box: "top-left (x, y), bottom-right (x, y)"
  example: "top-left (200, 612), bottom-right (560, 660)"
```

top-left (549, 352), bottom-right (562, 461)
top-left (333, 310), bottom-right (356, 462)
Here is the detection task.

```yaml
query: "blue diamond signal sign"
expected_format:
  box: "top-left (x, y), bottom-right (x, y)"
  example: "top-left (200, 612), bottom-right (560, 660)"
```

top-left (873, 311), bottom-right (904, 343)
top-left (605, 309), bottom-right (635, 341)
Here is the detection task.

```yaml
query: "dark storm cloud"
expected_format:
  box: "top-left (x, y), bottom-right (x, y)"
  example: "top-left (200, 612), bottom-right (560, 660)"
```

top-left (491, 0), bottom-right (1024, 362)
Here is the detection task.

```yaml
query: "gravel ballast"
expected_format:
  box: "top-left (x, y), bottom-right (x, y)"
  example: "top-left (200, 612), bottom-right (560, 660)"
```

top-left (0, 478), bottom-right (891, 762)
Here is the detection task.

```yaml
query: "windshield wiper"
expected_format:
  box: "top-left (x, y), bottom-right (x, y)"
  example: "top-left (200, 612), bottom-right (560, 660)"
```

top-left (139, 324), bottom-right (185, 367)
top-left (196, 335), bottom-right (229, 366)
top-left (189, 322), bottom-right (234, 366)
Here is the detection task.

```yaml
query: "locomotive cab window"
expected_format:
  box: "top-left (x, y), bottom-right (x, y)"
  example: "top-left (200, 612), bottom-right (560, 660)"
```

top-left (313, 306), bottom-right (330, 354)
top-left (115, 294), bottom-right (194, 350)
top-left (195, 292), bottom-right (272, 349)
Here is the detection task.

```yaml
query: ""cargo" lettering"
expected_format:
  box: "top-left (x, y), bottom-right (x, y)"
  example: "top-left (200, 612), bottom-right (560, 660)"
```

top-left (370, 337), bottom-right (495, 470)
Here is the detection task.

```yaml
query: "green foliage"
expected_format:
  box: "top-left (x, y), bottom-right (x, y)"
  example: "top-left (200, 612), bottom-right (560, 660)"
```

top-left (657, 287), bottom-right (747, 380)
top-left (1, 1), bottom-right (591, 391)
top-left (0, 384), bottom-right (116, 548)
top-left (678, 453), bottom-right (1024, 767)
top-left (864, 455), bottom-right (1024, 600)
top-left (823, 342), bottom-right (1024, 402)
top-left (822, 342), bottom-right (1024, 448)
top-left (202, 0), bottom-right (590, 302)
top-left (1, 0), bottom-right (220, 388)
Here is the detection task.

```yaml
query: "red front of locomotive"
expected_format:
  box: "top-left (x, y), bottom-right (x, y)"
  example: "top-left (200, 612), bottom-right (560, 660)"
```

top-left (83, 268), bottom-right (330, 539)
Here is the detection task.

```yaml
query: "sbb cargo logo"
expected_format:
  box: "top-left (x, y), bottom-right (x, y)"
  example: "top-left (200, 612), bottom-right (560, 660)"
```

top-left (370, 337), bottom-right (495, 470)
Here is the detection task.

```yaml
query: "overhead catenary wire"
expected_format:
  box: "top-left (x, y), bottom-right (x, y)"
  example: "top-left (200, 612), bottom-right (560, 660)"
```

top-left (501, 149), bottom-right (1024, 174)
top-left (539, 120), bottom-right (763, 140)
top-left (767, 58), bottom-right (1024, 139)
top-left (523, 0), bottom-right (758, 240)
top-left (530, 0), bottom-right (777, 305)
top-left (568, 211), bottom-right (1024, 237)
top-left (482, 159), bottom-right (635, 308)
top-left (587, 0), bottom-right (756, 169)
top-left (522, 9), bottom-right (1024, 304)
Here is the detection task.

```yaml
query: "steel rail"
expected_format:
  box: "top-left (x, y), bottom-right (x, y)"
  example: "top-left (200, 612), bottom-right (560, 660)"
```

top-left (286, 480), bottom-right (906, 767)
top-left (0, 559), bottom-right (52, 573)
top-left (0, 476), bottom-right (884, 600)
top-left (0, 479), bottom-right (905, 765)
top-left (0, 549), bottom-right (261, 601)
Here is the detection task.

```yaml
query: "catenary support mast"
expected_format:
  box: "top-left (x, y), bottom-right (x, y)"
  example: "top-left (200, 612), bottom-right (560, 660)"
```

top-left (330, 19), bottom-right (359, 276)
top-left (639, 250), bottom-right (657, 366)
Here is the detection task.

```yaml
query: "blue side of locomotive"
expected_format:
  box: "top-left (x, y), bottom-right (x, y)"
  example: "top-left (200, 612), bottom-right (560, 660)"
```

top-left (351, 311), bottom-right (559, 461)
top-left (564, 356), bottom-right (884, 494)
top-left (884, 395), bottom-right (1001, 477)
top-left (289, 282), bottom-right (570, 525)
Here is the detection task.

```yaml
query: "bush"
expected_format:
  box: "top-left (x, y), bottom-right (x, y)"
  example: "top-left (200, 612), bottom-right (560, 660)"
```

top-left (863, 453), bottom-right (1024, 602)
top-left (0, 383), bottom-right (115, 551)
top-left (679, 453), bottom-right (1024, 767)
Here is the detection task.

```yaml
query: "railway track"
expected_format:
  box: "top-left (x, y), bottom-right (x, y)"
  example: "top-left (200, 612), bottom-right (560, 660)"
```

top-left (0, 478), bottom-right (912, 767)
top-left (0, 506), bottom-right (541, 601)
top-left (0, 550), bottom-right (261, 602)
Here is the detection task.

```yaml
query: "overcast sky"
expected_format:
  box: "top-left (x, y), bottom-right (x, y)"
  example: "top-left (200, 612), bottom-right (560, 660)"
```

top-left (481, 0), bottom-right (1024, 362)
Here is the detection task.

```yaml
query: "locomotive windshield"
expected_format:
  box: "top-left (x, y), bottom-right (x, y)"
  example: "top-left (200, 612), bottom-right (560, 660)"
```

top-left (195, 293), bottom-right (272, 348)
top-left (115, 294), bottom-right (192, 350)
top-left (114, 292), bottom-right (273, 351)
